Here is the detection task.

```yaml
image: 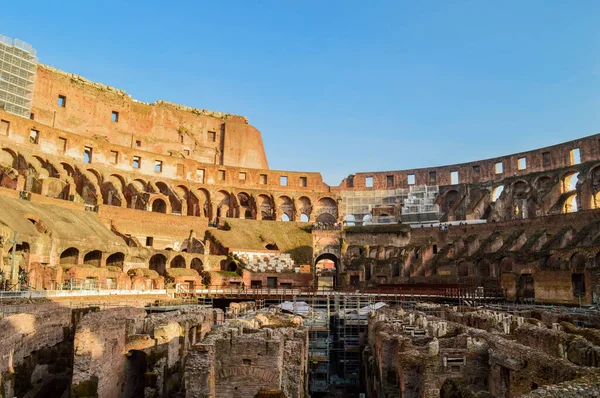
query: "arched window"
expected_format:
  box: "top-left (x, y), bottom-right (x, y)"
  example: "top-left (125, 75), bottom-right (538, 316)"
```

top-left (83, 250), bottom-right (102, 267)
top-left (151, 198), bottom-right (167, 213)
top-left (149, 254), bottom-right (167, 276)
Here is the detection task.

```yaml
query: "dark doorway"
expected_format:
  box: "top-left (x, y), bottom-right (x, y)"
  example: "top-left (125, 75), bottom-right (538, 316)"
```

top-left (518, 274), bottom-right (535, 300)
top-left (572, 273), bottom-right (586, 297)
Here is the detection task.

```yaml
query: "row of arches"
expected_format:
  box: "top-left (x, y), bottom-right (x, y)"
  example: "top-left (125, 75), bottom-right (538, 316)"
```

top-left (58, 247), bottom-right (203, 274)
top-left (0, 147), bottom-right (339, 222)
top-left (440, 165), bottom-right (600, 221)
top-left (148, 253), bottom-right (204, 276)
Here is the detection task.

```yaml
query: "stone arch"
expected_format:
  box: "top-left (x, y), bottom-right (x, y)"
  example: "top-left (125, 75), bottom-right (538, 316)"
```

top-left (103, 174), bottom-right (127, 207)
top-left (562, 171), bottom-right (579, 193)
top-left (83, 250), bottom-right (102, 267)
top-left (60, 162), bottom-right (75, 178)
top-left (106, 252), bottom-right (125, 269)
top-left (315, 252), bottom-right (338, 271)
top-left (170, 255), bottom-right (186, 269)
top-left (190, 258), bottom-right (203, 273)
top-left (316, 197), bottom-right (338, 222)
top-left (491, 185), bottom-right (504, 202)
top-left (258, 194), bottom-right (274, 220)
top-left (0, 147), bottom-right (18, 168)
top-left (60, 247), bottom-right (79, 265)
top-left (155, 181), bottom-right (182, 214)
top-left (0, 148), bottom-right (19, 189)
top-left (86, 168), bottom-right (103, 185)
top-left (278, 195), bottom-right (293, 221)
top-left (125, 179), bottom-right (148, 210)
top-left (175, 185), bottom-right (196, 216)
top-left (151, 198), bottom-right (167, 213)
top-left (298, 196), bottom-right (312, 220)
top-left (512, 180), bottom-right (529, 199)
top-left (476, 258), bottom-right (491, 277)
top-left (197, 188), bottom-right (211, 218)
top-left (237, 192), bottom-right (254, 219)
top-left (149, 254), bottom-right (167, 276)
top-left (570, 252), bottom-right (586, 271)
top-left (535, 175), bottom-right (553, 192)
top-left (216, 190), bottom-right (234, 218)
top-left (442, 190), bottom-right (460, 215)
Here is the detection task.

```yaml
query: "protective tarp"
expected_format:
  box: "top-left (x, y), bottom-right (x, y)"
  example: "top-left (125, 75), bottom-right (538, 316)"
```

top-left (278, 300), bottom-right (312, 316)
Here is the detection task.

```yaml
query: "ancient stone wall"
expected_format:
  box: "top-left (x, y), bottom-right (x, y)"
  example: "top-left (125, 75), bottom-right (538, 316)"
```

top-left (364, 306), bottom-right (600, 398)
top-left (71, 306), bottom-right (220, 398)
top-left (31, 65), bottom-right (269, 170)
top-left (185, 312), bottom-right (308, 398)
top-left (0, 303), bottom-right (82, 398)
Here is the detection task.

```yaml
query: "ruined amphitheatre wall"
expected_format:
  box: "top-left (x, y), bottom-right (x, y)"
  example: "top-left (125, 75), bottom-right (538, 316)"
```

top-left (31, 65), bottom-right (268, 170)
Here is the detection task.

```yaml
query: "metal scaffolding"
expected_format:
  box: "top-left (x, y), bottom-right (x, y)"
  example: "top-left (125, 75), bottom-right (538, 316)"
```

top-left (340, 185), bottom-right (442, 225)
top-left (0, 34), bottom-right (37, 118)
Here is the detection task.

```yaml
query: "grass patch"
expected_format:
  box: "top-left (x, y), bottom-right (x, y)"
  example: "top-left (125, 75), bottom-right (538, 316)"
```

top-left (207, 219), bottom-right (313, 263)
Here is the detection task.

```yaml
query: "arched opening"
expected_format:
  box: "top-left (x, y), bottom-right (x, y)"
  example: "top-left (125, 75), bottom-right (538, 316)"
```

top-left (227, 262), bottom-right (237, 272)
top-left (476, 259), bottom-right (490, 277)
top-left (216, 190), bottom-right (233, 218)
top-left (300, 213), bottom-right (309, 222)
top-left (315, 253), bottom-right (338, 273)
top-left (149, 254), bottom-right (167, 276)
top-left (156, 181), bottom-right (182, 214)
top-left (570, 253), bottom-right (586, 271)
top-left (60, 247), bottom-right (79, 265)
top-left (106, 252), bottom-right (125, 269)
top-left (190, 258), bottom-right (203, 273)
top-left (519, 274), bottom-right (535, 300)
top-left (563, 193), bottom-right (578, 213)
top-left (151, 198), bottom-right (167, 213)
top-left (562, 172), bottom-right (579, 193)
top-left (316, 197), bottom-right (338, 222)
top-left (298, 196), bottom-right (312, 220)
top-left (491, 185), bottom-right (504, 202)
top-left (278, 195), bottom-right (293, 221)
top-left (83, 250), bottom-right (102, 267)
top-left (258, 194), bottom-right (273, 220)
top-left (170, 255), bottom-right (186, 269)
top-left (244, 209), bottom-right (253, 219)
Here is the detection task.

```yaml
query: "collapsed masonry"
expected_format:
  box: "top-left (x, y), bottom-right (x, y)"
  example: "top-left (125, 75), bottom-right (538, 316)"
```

top-left (0, 301), bottom-right (308, 398)
top-left (364, 304), bottom-right (600, 397)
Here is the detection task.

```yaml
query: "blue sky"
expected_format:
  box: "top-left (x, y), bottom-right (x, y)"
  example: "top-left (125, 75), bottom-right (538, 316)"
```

top-left (2, 1), bottom-right (599, 185)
